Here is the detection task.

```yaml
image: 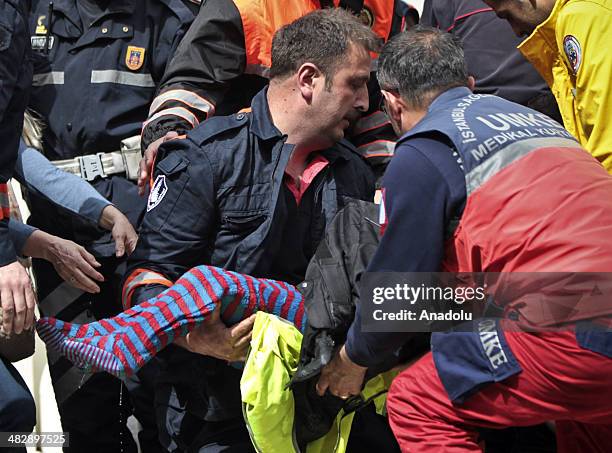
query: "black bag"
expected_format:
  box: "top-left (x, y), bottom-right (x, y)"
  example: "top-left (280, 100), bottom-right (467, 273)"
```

top-left (290, 199), bottom-right (430, 449)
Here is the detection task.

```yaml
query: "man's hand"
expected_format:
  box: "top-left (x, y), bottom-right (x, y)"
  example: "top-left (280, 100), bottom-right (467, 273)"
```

top-left (137, 131), bottom-right (179, 196)
top-left (316, 345), bottom-right (367, 399)
top-left (0, 261), bottom-right (36, 335)
top-left (98, 205), bottom-right (138, 257)
top-left (183, 308), bottom-right (256, 361)
top-left (23, 230), bottom-right (104, 293)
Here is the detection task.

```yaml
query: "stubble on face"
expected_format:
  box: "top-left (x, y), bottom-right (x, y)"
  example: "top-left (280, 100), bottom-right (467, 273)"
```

top-left (314, 44), bottom-right (371, 146)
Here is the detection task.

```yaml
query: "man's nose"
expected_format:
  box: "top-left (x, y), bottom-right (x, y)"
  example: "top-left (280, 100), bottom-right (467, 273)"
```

top-left (355, 86), bottom-right (369, 113)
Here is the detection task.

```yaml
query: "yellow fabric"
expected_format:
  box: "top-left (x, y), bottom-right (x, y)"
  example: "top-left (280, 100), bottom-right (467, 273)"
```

top-left (241, 313), bottom-right (302, 453)
top-left (241, 312), bottom-right (395, 453)
top-left (518, 0), bottom-right (612, 172)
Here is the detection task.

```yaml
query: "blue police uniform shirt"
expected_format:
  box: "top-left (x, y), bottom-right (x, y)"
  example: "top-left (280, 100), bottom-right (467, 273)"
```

top-left (26, 0), bottom-right (194, 255)
top-left (28, 0), bottom-right (194, 160)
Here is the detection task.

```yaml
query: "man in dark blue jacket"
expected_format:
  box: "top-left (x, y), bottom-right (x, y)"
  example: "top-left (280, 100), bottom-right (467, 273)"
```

top-left (124, 9), bottom-right (377, 451)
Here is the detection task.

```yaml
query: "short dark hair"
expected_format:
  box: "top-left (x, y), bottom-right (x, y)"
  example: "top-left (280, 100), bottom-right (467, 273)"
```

top-left (270, 8), bottom-right (381, 87)
top-left (377, 26), bottom-right (469, 108)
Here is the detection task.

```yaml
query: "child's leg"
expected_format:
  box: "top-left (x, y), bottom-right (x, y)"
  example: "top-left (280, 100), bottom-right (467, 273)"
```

top-left (37, 265), bottom-right (305, 379)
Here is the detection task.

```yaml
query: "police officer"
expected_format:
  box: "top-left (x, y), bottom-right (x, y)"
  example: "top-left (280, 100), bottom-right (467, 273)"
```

top-left (0, 0), bottom-right (35, 340)
top-left (137, 0), bottom-right (417, 191)
top-left (25, 0), bottom-right (196, 450)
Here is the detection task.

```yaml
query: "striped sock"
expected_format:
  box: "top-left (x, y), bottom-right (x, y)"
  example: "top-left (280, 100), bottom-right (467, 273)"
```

top-left (36, 265), bottom-right (305, 379)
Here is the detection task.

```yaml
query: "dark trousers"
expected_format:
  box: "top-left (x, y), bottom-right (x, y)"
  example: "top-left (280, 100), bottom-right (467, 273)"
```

top-left (0, 357), bottom-right (36, 453)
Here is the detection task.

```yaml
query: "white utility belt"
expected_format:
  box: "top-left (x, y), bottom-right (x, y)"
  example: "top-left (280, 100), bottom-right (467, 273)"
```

top-left (51, 136), bottom-right (141, 182)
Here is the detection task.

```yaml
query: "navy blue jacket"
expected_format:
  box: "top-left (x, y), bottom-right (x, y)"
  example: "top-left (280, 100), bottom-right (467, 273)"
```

top-left (126, 88), bottom-right (375, 438)
top-left (25, 0), bottom-right (195, 255)
top-left (0, 0), bottom-right (32, 265)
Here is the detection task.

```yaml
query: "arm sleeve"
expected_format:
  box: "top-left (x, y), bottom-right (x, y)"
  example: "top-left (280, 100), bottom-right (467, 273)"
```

top-left (556, 1), bottom-right (612, 169)
top-left (124, 137), bottom-right (217, 306)
top-left (0, 222), bottom-right (17, 266)
top-left (344, 141), bottom-right (460, 367)
top-left (142, 0), bottom-right (246, 148)
top-left (8, 220), bottom-right (37, 256)
top-left (13, 142), bottom-right (111, 224)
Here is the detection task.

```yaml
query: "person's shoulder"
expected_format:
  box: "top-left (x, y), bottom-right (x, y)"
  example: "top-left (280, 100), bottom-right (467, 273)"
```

top-left (558, 0), bottom-right (611, 22)
top-left (187, 112), bottom-right (251, 148)
top-left (562, 0), bottom-right (611, 12)
top-left (330, 138), bottom-right (370, 166)
top-left (392, 134), bottom-right (458, 176)
top-left (142, 0), bottom-right (197, 23)
top-left (155, 114), bottom-right (249, 163)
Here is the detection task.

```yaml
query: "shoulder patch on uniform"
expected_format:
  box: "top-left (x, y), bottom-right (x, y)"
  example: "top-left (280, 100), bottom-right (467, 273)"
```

top-left (563, 35), bottom-right (581, 75)
top-left (126, 46), bottom-right (146, 71)
top-left (147, 175), bottom-right (168, 212)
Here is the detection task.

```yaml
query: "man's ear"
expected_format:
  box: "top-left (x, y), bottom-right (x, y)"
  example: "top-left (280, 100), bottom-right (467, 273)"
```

top-left (297, 63), bottom-right (321, 103)
top-left (467, 75), bottom-right (476, 91)
top-left (385, 91), bottom-right (404, 124)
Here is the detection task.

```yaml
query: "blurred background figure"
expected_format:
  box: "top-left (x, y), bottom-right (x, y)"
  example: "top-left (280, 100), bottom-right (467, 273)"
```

top-left (421, 0), bottom-right (561, 122)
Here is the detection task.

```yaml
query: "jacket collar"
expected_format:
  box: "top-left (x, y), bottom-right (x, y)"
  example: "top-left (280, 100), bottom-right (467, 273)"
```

top-left (428, 86), bottom-right (473, 112)
top-left (249, 88), bottom-right (285, 141)
top-left (396, 86), bottom-right (471, 145)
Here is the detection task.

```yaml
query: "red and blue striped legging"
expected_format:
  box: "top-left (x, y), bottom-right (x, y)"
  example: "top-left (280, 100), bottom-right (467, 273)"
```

top-left (36, 265), bottom-right (306, 379)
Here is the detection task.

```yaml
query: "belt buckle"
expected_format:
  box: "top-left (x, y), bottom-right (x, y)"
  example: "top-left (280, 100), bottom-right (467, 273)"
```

top-left (78, 153), bottom-right (106, 181)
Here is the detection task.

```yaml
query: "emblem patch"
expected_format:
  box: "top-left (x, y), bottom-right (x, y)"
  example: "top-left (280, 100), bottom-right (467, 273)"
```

top-left (125, 46), bottom-right (146, 71)
top-left (35, 15), bottom-right (47, 35)
top-left (31, 35), bottom-right (54, 51)
top-left (147, 175), bottom-right (168, 212)
top-left (563, 35), bottom-right (581, 74)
